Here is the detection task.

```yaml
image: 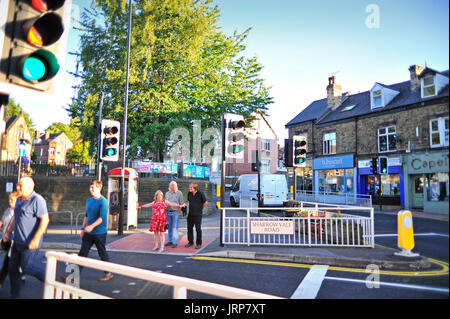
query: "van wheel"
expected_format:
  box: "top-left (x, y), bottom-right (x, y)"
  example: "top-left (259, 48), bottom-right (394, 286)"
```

top-left (230, 197), bottom-right (237, 207)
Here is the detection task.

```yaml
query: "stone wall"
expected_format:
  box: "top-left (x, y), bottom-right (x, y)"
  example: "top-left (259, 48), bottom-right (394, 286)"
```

top-left (0, 176), bottom-right (215, 224)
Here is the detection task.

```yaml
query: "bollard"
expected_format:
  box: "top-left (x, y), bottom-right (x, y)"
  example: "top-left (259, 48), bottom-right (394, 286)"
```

top-left (394, 210), bottom-right (419, 257)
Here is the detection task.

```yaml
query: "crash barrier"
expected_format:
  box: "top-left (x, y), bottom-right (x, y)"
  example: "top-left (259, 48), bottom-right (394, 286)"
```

top-left (295, 190), bottom-right (372, 207)
top-left (221, 201), bottom-right (375, 248)
top-left (44, 251), bottom-right (283, 299)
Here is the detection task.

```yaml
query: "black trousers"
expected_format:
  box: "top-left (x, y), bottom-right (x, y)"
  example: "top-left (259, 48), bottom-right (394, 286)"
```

top-left (187, 215), bottom-right (202, 245)
top-left (79, 233), bottom-right (110, 274)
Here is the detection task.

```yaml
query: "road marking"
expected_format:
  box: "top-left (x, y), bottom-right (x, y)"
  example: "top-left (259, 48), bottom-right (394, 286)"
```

top-left (375, 233), bottom-right (449, 238)
top-left (192, 256), bottom-right (449, 277)
top-left (291, 265), bottom-right (329, 299)
top-left (324, 276), bottom-right (449, 294)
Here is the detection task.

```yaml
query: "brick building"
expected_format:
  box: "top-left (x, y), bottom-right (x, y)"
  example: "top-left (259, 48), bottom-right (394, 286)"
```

top-left (286, 65), bottom-right (449, 215)
top-left (33, 131), bottom-right (73, 166)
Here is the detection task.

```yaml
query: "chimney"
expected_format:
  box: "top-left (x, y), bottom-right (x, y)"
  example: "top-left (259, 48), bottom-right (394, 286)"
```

top-left (327, 76), bottom-right (342, 110)
top-left (45, 131), bottom-right (51, 140)
top-left (409, 64), bottom-right (424, 91)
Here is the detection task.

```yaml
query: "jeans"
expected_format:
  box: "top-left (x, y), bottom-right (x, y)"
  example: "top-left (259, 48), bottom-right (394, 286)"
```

top-left (187, 215), bottom-right (202, 245)
top-left (78, 233), bottom-right (110, 275)
top-left (166, 211), bottom-right (179, 245)
top-left (8, 242), bottom-right (45, 298)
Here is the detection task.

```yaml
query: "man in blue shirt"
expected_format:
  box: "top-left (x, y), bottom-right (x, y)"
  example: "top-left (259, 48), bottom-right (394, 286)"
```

top-left (3, 177), bottom-right (49, 298)
top-left (77, 180), bottom-right (113, 281)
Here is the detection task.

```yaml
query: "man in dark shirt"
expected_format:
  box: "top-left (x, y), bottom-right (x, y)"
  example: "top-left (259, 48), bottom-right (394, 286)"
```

top-left (186, 182), bottom-right (207, 249)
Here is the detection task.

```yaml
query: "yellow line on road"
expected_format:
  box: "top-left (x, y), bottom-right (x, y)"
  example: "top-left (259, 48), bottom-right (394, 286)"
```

top-left (192, 256), bottom-right (449, 277)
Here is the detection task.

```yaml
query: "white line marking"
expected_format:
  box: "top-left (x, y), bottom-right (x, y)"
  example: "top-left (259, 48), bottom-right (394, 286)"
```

top-left (375, 233), bottom-right (449, 238)
top-left (324, 276), bottom-right (449, 294)
top-left (291, 265), bottom-right (329, 299)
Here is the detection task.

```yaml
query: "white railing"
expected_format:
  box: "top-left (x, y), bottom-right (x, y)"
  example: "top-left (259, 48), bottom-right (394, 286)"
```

top-left (44, 251), bottom-right (284, 299)
top-left (222, 202), bottom-right (375, 248)
top-left (295, 190), bottom-right (372, 207)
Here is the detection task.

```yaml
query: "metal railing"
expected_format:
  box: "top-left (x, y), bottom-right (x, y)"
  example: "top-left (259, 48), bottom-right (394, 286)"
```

top-left (295, 190), bottom-right (372, 207)
top-left (44, 251), bottom-right (284, 299)
top-left (222, 202), bottom-right (375, 248)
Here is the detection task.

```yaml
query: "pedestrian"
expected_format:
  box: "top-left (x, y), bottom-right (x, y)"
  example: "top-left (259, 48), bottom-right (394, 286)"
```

top-left (185, 182), bottom-right (207, 249)
top-left (76, 180), bottom-right (114, 282)
top-left (0, 192), bottom-right (20, 288)
top-left (3, 177), bottom-right (50, 298)
top-left (164, 181), bottom-right (184, 248)
top-left (140, 190), bottom-right (185, 252)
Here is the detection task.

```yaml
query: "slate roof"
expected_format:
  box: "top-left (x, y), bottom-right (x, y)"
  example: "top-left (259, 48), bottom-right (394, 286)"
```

top-left (285, 69), bottom-right (449, 128)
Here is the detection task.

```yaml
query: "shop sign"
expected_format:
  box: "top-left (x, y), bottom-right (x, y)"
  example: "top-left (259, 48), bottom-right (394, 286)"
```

top-left (314, 154), bottom-right (354, 170)
top-left (406, 152), bottom-right (449, 174)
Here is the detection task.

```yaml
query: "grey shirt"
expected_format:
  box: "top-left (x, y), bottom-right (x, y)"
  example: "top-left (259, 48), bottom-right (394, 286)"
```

top-left (165, 190), bottom-right (184, 212)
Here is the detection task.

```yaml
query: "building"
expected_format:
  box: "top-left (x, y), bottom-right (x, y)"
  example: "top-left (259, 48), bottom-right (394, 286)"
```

top-left (0, 112), bottom-right (32, 175)
top-left (33, 131), bottom-right (73, 166)
top-left (285, 65), bottom-right (449, 215)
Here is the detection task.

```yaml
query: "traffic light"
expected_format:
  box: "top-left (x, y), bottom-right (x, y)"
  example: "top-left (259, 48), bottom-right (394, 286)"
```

top-left (100, 119), bottom-right (120, 162)
top-left (284, 138), bottom-right (293, 167)
top-left (224, 113), bottom-right (245, 159)
top-left (293, 135), bottom-right (307, 167)
top-left (379, 156), bottom-right (388, 174)
top-left (371, 157), bottom-right (378, 175)
top-left (0, 0), bottom-right (72, 92)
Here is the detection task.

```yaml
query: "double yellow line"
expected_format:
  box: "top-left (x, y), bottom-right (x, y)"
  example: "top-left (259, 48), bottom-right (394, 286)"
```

top-left (192, 256), bottom-right (449, 277)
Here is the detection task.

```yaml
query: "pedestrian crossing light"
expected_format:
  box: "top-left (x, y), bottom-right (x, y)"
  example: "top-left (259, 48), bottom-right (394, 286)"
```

top-left (370, 157), bottom-right (378, 175)
top-left (224, 113), bottom-right (246, 159)
top-left (100, 119), bottom-right (120, 162)
top-left (0, 0), bottom-right (72, 92)
top-left (293, 135), bottom-right (307, 167)
top-left (379, 156), bottom-right (388, 174)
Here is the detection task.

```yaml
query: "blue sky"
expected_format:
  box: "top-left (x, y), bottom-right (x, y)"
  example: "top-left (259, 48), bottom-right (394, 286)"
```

top-left (8, 0), bottom-right (449, 143)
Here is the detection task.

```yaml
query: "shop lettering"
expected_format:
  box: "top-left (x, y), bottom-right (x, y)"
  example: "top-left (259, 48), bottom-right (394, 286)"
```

top-left (411, 156), bottom-right (448, 171)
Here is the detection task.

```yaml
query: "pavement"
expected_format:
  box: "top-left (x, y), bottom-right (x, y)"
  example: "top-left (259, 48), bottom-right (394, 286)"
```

top-left (41, 209), bottom-right (448, 271)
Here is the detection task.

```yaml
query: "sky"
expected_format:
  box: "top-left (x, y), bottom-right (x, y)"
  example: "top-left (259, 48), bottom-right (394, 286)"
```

top-left (7, 0), bottom-right (450, 144)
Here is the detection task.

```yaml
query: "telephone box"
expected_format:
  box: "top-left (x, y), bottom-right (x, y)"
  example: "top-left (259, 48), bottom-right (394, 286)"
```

top-left (107, 167), bottom-right (139, 230)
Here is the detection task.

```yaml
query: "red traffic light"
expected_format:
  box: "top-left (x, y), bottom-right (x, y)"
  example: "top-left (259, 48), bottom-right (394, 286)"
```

top-left (31, 0), bottom-right (65, 12)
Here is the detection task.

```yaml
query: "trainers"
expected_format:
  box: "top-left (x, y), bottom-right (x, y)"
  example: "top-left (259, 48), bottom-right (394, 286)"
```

top-left (195, 244), bottom-right (202, 249)
top-left (172, 244), bottom-right (178, 248)
top-left (98, 272), bottom-right (114, 282)
top-left (185, 243), bottom-right (193, 248)
top-left (165, 242), bottom-right (173, 246)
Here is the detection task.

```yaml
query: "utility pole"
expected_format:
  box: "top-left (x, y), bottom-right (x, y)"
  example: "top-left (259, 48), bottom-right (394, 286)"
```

top-left (97, 91), bottom-right (104, 181)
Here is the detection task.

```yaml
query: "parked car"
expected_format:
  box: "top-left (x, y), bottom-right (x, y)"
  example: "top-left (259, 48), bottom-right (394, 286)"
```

top-left (229, 174), bottom-right (289, 207)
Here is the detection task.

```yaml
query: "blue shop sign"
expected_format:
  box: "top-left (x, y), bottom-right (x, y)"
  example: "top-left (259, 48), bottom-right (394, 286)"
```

top-left (314, 154), bottom-right (354, 170)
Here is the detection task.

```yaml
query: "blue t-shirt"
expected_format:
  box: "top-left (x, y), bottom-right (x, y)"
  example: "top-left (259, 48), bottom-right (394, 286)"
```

top-left (14, 192), bottom-right (48, 247)
top-left (85, 196), bottom-right (108, 235)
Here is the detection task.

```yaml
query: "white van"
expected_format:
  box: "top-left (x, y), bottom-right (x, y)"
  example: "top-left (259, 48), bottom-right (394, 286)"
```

top-left (229, 174), bottom-right (288, 207)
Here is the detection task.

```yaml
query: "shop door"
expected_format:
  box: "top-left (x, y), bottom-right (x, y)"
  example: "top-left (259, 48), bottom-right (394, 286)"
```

top-left (410, 175), bottom-right (424, 208)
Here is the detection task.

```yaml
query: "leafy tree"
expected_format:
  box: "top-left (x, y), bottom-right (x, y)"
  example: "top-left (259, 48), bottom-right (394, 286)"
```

top-left (69, 0), bottom-right (273, 161)
top-left (6, 98), bottom-right (35, 132)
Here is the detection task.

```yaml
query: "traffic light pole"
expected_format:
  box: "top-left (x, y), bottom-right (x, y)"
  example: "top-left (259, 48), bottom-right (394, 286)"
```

top-left (97, 91), bottom-right (104, 182)
top-left (220, 115), bottom-right (225, 247)
top-left (118, 0), bottom-right (133, 236)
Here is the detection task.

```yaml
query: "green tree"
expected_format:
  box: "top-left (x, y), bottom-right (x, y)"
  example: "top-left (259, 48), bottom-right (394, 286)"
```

top-left (6, 98), bottom-right (35, 132)
top-left (69, 0), bottom-right (272, 161)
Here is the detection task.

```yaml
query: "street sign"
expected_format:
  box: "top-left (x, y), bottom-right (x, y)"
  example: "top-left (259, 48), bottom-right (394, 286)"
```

top-left (18, 141), bottom-right (26, 156)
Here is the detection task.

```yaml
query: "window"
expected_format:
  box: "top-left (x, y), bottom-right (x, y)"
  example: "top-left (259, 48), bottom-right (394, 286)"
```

top-left (426, 173), bottom-right (449, 202)
top-left (260, 139), bottom-right (271, 152)
top-left (378, 126), bottom-right (397, 152)
top-left (323, 132), bottom-right (336, 155)
top-left (430, 117), bottom-right (449, 147)
top-left (372, 90), bottom-right (382, 108)
top-left (422, 75), bottom-right (436, 97)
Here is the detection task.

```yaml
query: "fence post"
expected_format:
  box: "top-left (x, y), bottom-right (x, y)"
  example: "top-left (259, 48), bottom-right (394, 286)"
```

top-left (370, 207), bottom-right (375, 248)
top-left (43, 254), bottom-right (57, 299)
top-left (247, 208), bottom-right (251, 246)
top-left (173, 286), bottom-right (187, 299)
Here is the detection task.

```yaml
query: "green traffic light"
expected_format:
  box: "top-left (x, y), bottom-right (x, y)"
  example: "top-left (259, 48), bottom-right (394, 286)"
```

top-left (105, 148), bottom-right (117, 157)
top-left (22, 56), bottom-right (46, 81)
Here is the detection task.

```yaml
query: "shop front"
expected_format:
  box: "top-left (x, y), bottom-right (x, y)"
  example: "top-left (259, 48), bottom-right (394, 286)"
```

top-left (358, 157), bottom-right (403, 207)
top-left (403, 151), bottom-right (449, 215)
top-left (313, 154), bottom-right (356, 203)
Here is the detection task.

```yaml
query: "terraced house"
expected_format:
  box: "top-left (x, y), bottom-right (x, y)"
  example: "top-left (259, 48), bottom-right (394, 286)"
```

top-left (285, 64), bottom-right (449, 215)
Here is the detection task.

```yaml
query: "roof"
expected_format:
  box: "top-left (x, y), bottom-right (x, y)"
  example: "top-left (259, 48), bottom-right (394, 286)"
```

top-left (285, 69), bottom-right (449, 128)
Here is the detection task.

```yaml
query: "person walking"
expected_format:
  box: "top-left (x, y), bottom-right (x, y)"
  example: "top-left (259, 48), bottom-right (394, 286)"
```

top-left (140, 190), bottom-right (184, 252)
top-left (0, 192), bottom-right (20, 288)
top-left (185, 182), bottom-right (207, 249)
top-left (3, 177), bottom-right (49, 298)
top-left (164, 181), bottom-right (184, 248)
top-left (76, 180), bottom-right (114, 282)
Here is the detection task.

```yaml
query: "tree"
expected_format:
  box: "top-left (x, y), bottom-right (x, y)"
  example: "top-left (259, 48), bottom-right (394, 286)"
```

top-left (6, 98), bottom-right (35, 132)
top-left (69, 0), bottom-right (273, 161)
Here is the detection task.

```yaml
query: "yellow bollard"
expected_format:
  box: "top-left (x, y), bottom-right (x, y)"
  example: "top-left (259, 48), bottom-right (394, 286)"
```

top-left (216, 184), bottom-right (221, 197)
top-left (395, 210), bottom-right (419, 257)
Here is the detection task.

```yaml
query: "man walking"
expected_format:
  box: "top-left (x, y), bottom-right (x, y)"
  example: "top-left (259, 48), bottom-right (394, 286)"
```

top-left (77, 180), bottom-right (113, 281)
top-left (165, 181), bottom-right (184, 248)
top-left (3, 177), bottom-right (49, 298)
top-left (185, 182), bottom-right (207, 249)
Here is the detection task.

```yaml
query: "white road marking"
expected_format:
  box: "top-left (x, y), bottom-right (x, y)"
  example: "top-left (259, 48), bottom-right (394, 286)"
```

top-left (290, 265), bottom-right (329, 299)
top-left (324, 276), bottom-right (449, 294)
top-left (375, 233), bottom-right (449, 238)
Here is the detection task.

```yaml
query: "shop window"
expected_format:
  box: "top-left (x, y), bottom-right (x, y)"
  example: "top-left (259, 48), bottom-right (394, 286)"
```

top-left (426, 172), bottom-right (449, 202)
top-left (430, 117), bottom-right (449, 148)
top-left (378, 126), bottom-right (397, 152)
top-left (380, 174), bottom-right (400, 196)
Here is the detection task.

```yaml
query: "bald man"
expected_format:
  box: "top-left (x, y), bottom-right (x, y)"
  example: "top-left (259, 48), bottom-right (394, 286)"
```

top-left (3, 177), bottom-right (49, 298)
